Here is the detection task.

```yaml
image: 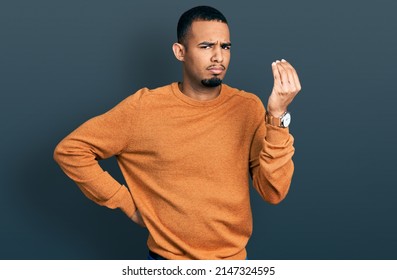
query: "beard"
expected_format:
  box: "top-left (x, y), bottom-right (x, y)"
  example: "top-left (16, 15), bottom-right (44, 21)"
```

top-left (201, 77), bottom-right (222, 87)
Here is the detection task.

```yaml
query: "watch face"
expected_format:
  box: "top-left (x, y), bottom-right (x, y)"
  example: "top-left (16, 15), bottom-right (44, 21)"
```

top-left (281, 113), bottom-right (291, 127)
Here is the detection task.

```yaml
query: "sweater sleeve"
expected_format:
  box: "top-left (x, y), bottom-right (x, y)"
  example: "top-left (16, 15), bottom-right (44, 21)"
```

top-left (53, 95), bottom-right (139, 218)
top-left (249, 101), bottom-right (295, 204)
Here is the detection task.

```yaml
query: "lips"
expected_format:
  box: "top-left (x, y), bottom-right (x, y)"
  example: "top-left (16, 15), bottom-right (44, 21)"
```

top-left (207, 65), bottom-right (225, 75)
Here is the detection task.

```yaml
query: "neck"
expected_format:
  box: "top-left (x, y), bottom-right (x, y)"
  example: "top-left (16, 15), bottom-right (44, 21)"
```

top-left (178, 82), bottom-right (221, 101)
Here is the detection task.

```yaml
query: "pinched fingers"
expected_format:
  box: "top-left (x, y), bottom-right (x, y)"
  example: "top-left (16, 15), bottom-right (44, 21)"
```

top-left (268, 59), bottom-right (302, 116)
top-left (272, 59), bottom-right (301, 96)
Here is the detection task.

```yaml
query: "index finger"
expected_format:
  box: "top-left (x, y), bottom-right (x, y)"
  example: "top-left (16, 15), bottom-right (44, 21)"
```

top-left (271, 60), bottom-right (282, 87)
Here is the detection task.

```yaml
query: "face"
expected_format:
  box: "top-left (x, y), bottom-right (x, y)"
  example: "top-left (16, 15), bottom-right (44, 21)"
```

top-left (174, 20), bottom-right (231, 88)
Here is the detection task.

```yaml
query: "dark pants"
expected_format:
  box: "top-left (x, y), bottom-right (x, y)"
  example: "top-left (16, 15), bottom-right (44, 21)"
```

top-left (147, 250), bottom-right (167, 260)
top-left (147, 251), bottom-right (248, 260)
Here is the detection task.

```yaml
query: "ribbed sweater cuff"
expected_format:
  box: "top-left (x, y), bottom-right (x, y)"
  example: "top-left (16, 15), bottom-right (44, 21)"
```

top-left (265, 124), bottom-right (290, 145)
top-left (79, 171), bottom-right (136, 218)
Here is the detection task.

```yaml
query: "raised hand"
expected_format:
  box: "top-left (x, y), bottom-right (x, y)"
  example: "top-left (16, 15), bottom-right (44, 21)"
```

top-left (267, 59), bottom-right (301, 117)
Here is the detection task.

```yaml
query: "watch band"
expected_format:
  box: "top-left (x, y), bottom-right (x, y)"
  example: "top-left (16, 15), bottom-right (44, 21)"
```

top-left (265, 112), bottom-right (282, 127)
top-left (265, 111), bottom-right (290, 128)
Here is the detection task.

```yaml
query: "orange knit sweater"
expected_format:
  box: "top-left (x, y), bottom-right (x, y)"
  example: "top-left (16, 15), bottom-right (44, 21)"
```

top-left (54, 82), bottom-right (294, 260)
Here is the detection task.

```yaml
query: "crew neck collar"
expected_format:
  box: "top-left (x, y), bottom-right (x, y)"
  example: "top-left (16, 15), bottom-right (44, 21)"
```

top-left (171, 82), bottom-right (228, 107)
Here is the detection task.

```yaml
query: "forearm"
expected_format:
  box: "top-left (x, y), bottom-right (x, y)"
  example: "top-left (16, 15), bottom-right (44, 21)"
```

top-left (54, 137), bottom-right (137, 218)
top-left (252, 124), bottom-right (295, 204)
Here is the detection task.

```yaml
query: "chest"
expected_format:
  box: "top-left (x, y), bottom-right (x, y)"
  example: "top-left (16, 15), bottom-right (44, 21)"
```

top-left (131, 104), bottom-right (256, 172)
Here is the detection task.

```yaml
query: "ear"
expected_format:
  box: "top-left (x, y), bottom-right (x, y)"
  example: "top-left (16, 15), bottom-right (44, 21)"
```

top-left (172, 43), bottom-right (185, 62)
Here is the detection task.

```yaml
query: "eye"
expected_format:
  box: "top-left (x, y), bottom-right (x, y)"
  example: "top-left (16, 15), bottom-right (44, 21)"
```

top-left (200, 45), bottom-right (211, 49)
top-left (221, 44), bottom-right (231, 50)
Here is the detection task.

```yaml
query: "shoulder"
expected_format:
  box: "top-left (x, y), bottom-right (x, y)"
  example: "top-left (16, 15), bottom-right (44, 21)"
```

top-left (222, 84), bottom-right (265, 113)
top-left (122, 83), bottom-right (174, 106)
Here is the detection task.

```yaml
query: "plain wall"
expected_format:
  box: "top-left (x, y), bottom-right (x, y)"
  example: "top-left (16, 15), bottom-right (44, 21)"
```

top-left (1, 0), bottom-right (396, 259)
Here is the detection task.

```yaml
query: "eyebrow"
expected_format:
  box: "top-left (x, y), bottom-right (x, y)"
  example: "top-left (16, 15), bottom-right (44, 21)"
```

top-left (198, 41), bottom-right (232, 47)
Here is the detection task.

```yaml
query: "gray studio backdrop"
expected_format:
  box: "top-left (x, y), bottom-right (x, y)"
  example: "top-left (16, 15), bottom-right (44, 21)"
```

top-left (1, 0), bottom-right (396, 259)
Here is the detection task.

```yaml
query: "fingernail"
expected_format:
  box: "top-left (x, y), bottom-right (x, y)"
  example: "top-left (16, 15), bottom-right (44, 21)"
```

top-left (276, 60), bottom-right (280, 63)
top-left (272, 62), bottom-right (276, 66)
top-left (281, 59), bottom-right (286, 62)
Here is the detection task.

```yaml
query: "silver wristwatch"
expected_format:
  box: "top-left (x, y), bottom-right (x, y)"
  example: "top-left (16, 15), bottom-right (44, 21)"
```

top-left (265, 111), bottom-right (291, 128)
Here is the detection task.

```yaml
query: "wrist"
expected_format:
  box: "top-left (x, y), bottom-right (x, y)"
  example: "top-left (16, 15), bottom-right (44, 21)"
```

top-left (267, 108), bottom-right (287, 118)
top-left (265, 111), bottom-right (291, 128)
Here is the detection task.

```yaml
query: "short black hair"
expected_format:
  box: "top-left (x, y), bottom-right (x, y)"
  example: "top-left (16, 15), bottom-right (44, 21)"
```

top-left (177, 6), bottom-right (228, 45)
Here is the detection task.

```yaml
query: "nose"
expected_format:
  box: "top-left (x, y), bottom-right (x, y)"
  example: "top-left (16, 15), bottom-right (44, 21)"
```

top-left (211, 45), bottom-right (223, 63)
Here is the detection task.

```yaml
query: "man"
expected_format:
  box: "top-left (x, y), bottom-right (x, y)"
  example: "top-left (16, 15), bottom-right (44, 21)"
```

top-left (54, 6), bottom-right (301, 260)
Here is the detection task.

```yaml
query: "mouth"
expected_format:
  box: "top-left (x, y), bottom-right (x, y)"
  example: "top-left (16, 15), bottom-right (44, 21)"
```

top-left (207, 65), bottom-right (225, 75)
